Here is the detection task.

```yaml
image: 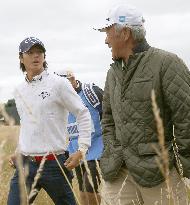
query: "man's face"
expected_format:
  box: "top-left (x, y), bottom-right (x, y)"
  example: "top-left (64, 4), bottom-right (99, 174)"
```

top-left (105, 25), bottom-right (125, 60)
top-left (20, 45), bottom-right (45, 75)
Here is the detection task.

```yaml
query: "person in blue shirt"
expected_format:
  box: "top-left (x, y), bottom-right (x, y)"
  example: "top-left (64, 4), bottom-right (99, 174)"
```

top-left (55, 70), bottom-right (103, 205)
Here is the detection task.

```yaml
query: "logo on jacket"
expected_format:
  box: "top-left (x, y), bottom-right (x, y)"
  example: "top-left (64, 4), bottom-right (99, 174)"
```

top-left (38, 91), bottom-right (50, 99)
top-left (82, 83), bottom-right (100, 108)
top-left (67, 122), bottom-right (79, 139)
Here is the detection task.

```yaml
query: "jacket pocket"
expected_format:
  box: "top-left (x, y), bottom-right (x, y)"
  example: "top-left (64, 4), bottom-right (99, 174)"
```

top-left (100, 143), bottom-right (123, 181)
top-left (138, 142), bottom-right (173, 156)
top-left (132, 77), bottom-right (153, 101)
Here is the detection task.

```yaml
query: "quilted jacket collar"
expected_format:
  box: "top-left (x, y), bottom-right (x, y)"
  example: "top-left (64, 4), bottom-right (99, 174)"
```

top-left (133, 39), bottom-right (150, 54)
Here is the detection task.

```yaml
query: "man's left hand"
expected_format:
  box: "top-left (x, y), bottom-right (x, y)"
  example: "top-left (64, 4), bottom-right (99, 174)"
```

top-left (64, 151), bottom-right (83, 170)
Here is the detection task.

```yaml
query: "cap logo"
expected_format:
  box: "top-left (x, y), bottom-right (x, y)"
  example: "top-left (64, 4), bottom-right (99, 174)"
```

top-left (24, 37), bottom-right (41, 44)
top-left (19, 37), bottom-right (45, 53)
top-left (119, 16), bottom-right (126, 23)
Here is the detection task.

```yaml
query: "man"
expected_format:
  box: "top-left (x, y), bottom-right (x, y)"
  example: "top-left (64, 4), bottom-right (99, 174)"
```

top-left (7, 37), bottom-right (91, 205)
top-left (94, 4), bottom-right (190, 205)
top-left (56, 70), bottom-right (103, 205)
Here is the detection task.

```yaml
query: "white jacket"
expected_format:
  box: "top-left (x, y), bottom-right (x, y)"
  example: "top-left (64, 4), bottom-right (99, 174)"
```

top-left (14, 70), bottom-right (91, 156)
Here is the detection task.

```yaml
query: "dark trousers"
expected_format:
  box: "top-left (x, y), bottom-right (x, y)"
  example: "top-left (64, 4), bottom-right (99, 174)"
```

top-left (7, 154), bottom-right (76, 205)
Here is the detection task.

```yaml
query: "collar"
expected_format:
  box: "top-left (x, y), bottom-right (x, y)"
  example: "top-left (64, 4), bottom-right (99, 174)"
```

top-left (25, 69), bottom-right (48, 84)
top-left (114, 39), bottom-right (150, 69)
top-left (132, 39), bottom-right (150, 54)
top-left (114, 39), bottom-right (150, 63)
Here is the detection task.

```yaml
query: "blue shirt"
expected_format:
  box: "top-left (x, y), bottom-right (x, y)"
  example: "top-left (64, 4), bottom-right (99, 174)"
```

top-left (67, 82), bottom-right (103, 161)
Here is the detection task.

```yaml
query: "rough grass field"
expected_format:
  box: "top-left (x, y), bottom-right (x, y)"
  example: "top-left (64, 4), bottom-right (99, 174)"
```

top-left (1, 125), bottom-right (190, 205)
top-left (0, 125), bottom-right (80, 205)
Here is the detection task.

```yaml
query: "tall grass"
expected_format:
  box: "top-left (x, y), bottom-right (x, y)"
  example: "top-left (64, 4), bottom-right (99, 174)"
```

top-left (1, 91), bottom-right (190, 205)
top-left (151, 90), bottom-right (172, 203)
top-left (151, 90), bottom-right (190, 205)
top-left (0, 126), bottom-right (100, 205)
top-left (0, 126), bottom-right (55, 205)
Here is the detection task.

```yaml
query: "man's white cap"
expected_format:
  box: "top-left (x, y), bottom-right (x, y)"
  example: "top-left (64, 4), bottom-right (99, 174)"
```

top-left (94, 4), bottom-right (145, 32)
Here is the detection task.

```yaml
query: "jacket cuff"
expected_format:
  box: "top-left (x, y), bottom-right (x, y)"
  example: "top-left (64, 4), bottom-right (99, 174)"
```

top-left (78, 144), bottom-right (88, 156)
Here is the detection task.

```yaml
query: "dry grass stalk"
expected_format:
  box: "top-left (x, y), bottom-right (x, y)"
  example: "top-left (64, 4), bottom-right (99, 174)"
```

top-left (151, 90), bottom-right (173, 205)
top-left (131, 199), bottom-right (140, 205)
top-left (95, 159), bottom-right (103, 187)
top-left (8, 116), bottom-right (29, 205)
top-left (15, 89), bottom-right (37, 123)
top-left (94, 161), bottom-right (113, 205)
top-left (0, 140), bottom-right (6, 172)
top-left (52, 152), bottom-right (82, 205)
top-left (172, 133), bottom-right (189, 205)
top-left (0, 139), bottom-right (6, 202)
top-left (118, 175), bottom-right (128, 205)
top-left (72, 168), bottom-right (81, 201)
top-left (16, 151), bottom-right (29, 205)
top-left (77, 163), bottom-right (86, 191)
top-left (28, 154), bottom-right (47, 203)
top-left (0, 125), bottom-right (20, 204)
top-left (83, 158), bottom-right (100, 204)
top-left (172, 126), bottom-right (184, 177)
top-left (135, 191), bottom-right (143, 205)
top-left (0, 105), bottom-right (26, 205)
top-left (171, 135), bottom-right (190, 205)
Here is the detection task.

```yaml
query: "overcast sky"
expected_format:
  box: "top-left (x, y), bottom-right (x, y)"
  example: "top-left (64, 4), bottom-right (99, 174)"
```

top-left (0, 0), bottom-right (189, 102)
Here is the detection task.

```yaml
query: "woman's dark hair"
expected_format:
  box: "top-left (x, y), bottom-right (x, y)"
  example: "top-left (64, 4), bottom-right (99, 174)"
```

top-left (19, 53), bottom-right (48, 72)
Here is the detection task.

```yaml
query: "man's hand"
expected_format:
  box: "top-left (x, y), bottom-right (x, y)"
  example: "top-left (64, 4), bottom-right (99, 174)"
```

top-left (9, 154), bottom-right (17, 168)
top-left (64, 151), bottom-right (83, 170)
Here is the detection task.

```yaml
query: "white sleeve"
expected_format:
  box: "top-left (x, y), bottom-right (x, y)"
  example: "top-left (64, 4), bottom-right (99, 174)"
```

top-left (57, 78), bottom-right (91, 150)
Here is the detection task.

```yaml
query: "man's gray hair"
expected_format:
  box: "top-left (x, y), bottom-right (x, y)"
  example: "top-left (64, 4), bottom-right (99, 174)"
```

top-left (114, 24), bottom-right (146, 42)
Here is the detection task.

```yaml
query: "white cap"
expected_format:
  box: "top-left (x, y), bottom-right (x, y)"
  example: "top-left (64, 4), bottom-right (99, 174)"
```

top-left (94, 4), bottom-right (144, 32)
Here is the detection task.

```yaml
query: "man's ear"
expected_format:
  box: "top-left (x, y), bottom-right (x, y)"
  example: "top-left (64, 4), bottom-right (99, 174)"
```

top-left (122, 28), bottom-right (131, 41)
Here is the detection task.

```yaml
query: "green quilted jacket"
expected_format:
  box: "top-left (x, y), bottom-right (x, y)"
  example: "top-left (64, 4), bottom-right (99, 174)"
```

top-left (100, 41), bottom-right (190, 187)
